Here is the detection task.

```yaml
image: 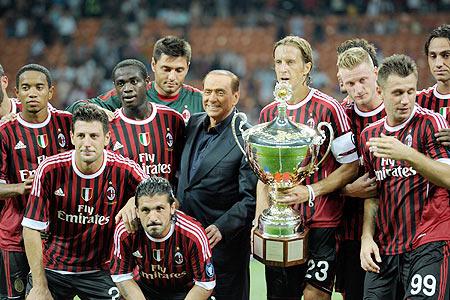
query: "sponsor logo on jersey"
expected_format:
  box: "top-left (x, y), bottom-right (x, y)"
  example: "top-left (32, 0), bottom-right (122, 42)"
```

top-left (81, 188), bottom-right (93, 202)
top-left (153, 249), bottom-right (164, 262)
top-left (174, 251), bottom-right (184, 264)
top-left (139, 132), bottom-right (151, 146)
top-left (57, 132), bottom-right (66, 148)
top-left (206, 262), bottom-right (215, 278)
top-left (54, 188), bottom-right (65, 197)
top-left (113, 141), bottom-right (123, 151)
top-left (36, 134), bottom-right (48, 148)
top-left (14, 140), bottom-right (27, 150)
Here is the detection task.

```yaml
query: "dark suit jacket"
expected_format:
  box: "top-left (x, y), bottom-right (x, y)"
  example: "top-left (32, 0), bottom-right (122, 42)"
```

top-left (177, 112), bottom-right (257, 269)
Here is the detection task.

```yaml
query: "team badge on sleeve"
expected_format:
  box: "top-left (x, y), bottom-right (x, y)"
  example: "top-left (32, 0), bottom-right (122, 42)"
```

top-left (206, 263), bottom-right (215, 278)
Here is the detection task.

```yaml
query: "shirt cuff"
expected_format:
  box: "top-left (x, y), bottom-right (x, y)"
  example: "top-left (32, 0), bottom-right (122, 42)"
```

top-left (21, 217), bottom-right (48, 231)
top-left (111, 273), bottom-right (134, 283)
top-left (194, 279), bottom-right (216, 290)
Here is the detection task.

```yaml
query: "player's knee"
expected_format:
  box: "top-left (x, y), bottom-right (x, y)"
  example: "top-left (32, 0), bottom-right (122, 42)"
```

top-left (303, 284), bottom-right (331, 300)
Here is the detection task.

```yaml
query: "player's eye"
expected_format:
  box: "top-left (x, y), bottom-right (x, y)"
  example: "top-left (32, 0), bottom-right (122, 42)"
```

top-left (217, 91), bottom-right (225, 97)
top-left (204, 90), bottom-right (212, 95)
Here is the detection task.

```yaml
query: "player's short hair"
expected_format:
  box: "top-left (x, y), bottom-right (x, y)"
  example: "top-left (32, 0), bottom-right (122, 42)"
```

top-left (72, 104), bottom-right (109, 135)
top-left (16, 64), bottom-right (52, 89)
top-left (0, 64), bottom-right (4, 76)
top-left (337, 47), bottom-right (375, 70)
top-left (112, 59), bottom-right (148, 81)
top-left (424, 24), bottom-right (450, 56)
top-left (377, 54), bottom-right (418, 88)
top-left (135, 177), bottom-right (176, 207)
top-left (337, 38), bottom-right (379, 67)
top-left (153, 36), bottom-right (192, 64)
top-left (274, 36), bottom-right (313, 85)
top-left (203, 69), bottom-right (240, 93)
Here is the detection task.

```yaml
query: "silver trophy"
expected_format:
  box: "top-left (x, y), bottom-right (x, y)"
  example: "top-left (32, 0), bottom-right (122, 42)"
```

top-left (232, 82), bottom-right (334, 267)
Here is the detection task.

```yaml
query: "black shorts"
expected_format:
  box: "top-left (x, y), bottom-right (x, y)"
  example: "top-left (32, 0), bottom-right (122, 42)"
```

top-left (335, 240), bottom-right (365, 300)
top-left (0, 249), bottom-right (28, 300)
top-left (265, 227), bottom-right (338, 299)
top-left (364, 241), bottom-right (450, 300)
top-left (27, 269), bottom-right (120, 300)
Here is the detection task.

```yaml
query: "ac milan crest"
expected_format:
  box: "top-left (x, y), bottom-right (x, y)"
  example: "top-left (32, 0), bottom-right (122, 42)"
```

top-left (81, 187), bottom-right (93, 202)
top-left (107, 186), bottom-right (116, 201)
top-left (182, 108), bottom-right (191, 122)
top-left (57, 132), bottom-right (66, 148)
top-left (36, 134), bottom-right (48, 148)
top-left (166, 131), bottom-right (174, 148)
top-left (139, 132), bottom-right (151, 146)
top-left (174, 251), bottom-right (184, 264)
top-left (405, 134), bottom-right (413, 147)
top-left (153, 249), bottom-right (164, 262)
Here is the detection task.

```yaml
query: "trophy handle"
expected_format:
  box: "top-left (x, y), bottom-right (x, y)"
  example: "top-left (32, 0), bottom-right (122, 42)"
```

top-left (231, 112), bottom-right (248, 157)
top-left (314, 122), bottom-right (334, 169)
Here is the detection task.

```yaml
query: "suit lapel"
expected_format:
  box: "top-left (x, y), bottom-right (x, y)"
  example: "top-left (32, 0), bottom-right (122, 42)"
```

top-left (187, 120), bottom-right (238, 187)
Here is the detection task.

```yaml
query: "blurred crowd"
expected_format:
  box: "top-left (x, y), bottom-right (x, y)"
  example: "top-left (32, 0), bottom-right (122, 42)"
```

top-left (1, 0), bottom-right (450, 122)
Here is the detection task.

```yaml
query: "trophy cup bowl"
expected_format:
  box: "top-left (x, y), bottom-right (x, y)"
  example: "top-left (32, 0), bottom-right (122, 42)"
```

top-left (232, 82), bottom-right (334, 267)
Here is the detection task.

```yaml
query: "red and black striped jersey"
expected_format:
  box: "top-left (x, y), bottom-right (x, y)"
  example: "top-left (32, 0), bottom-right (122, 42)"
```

top-left (0, 109), bottom-right (72, 251)
top-left (108, 103), bottom-right (185, 186)
top-left (340, 101), bottom-right (386, 241)
top-left (259, 88), bottom-right (358, 227)
top-left (416, 84), bottom-right (450, 122)
top-left (110, 211), bottom-right (215, 293)
top-left (360, 106), bottom-right (450, 255)
top-left (22, 150), bottom-right (148, 272)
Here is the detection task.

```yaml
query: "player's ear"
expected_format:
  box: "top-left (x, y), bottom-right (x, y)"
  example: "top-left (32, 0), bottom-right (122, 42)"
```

top-left (151, 57), bottom-right (156, 72)
top-left (104, 130), bottom-right (111, 146)
top-left (70, 130), bottom-right (74, 145)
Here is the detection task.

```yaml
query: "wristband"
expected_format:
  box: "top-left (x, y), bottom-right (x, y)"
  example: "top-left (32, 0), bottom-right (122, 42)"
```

top-left (306, 184), bottom-right (315, 207)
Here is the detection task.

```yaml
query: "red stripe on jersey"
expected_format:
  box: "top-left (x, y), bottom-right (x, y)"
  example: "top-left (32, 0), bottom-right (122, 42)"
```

top-left (360, 108), bottom-right (450, 255)
top-left (438, 242), bottom-right (449, 300)
top-left (176, 212), bottom-right (211, 260)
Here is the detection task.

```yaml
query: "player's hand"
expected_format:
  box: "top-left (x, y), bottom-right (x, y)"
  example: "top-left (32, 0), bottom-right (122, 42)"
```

top-left (115, 197), bottom-right (138, 233)
top-left (435, 128), bottom-right (450, 146)
top-left (0, 112), bottom-right (17, 123)
top-left (99, 107), bottom-right (115, 122)
top-left (205, 224), bottom-right (222, 249)
top-left (342, 173), bottom-right (377, 198)
top-left (367, 133), bottom-right (413, 161)
top-left (275, 185), bottom-right (309, 205)
top-left (19, 174), bottom-right (35, 195)
top-left (360, 236), bottom-right (381, 273)
top-left (27, 286), bottom-right (54, 300)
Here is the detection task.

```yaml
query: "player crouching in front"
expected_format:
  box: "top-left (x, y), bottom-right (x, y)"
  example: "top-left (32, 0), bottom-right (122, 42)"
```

top-left (110, 177), bottom-right (216, 300)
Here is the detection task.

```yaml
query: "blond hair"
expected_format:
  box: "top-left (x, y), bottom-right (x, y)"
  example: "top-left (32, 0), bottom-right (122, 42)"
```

top-left (337, 47), bottom-right (374, 70)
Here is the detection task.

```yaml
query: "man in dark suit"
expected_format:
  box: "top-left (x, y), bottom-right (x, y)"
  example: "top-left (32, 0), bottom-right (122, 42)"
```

top-left (177, 70), bottom-right (257, 300)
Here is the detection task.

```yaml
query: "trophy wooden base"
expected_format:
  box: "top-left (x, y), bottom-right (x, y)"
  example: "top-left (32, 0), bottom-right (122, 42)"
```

top-left (252, 228), bottom-right (309, 267)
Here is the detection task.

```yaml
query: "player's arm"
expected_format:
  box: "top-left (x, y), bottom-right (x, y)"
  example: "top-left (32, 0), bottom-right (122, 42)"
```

top-left (341, 172), bottom-right (377, 199)
top-left (23, 227), bottom-right (53, 299)
top-left (360, 197), bottom-right (381, 273)
top-left (115, 280), bottom-right (146, 300)
top-left (65, 90), bottom-right (122, 113)
top-left (368, 133), bottom-right (450, 189)
top-left (185, 285), bottom-right (212, 300)
top-left (277, 160), bottom-right (359, 205)
top-left (0, 174), bottom-right (34, 199)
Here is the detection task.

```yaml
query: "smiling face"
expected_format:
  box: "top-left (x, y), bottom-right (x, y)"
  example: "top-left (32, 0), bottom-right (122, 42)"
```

top-left (15, 70), bottom-right (53, 114)
top-left (137, 193), bottom-right (176, 238)
top-left (114, 66), bottom-right (149, 109)
top-left (151, 54), bottom-right (189, 97)
top-left (202, 73), bottom-right (239, 126)
top-left (427, 37), bottom-right (450, 84)
top-left (339, 62), bottom-right (378, 111)
top-left (379, 73), bottom-right (417, 127)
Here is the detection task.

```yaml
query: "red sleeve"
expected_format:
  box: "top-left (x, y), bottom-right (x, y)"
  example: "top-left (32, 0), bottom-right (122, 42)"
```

top-left (110, 222), bottom-right (135, 276)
